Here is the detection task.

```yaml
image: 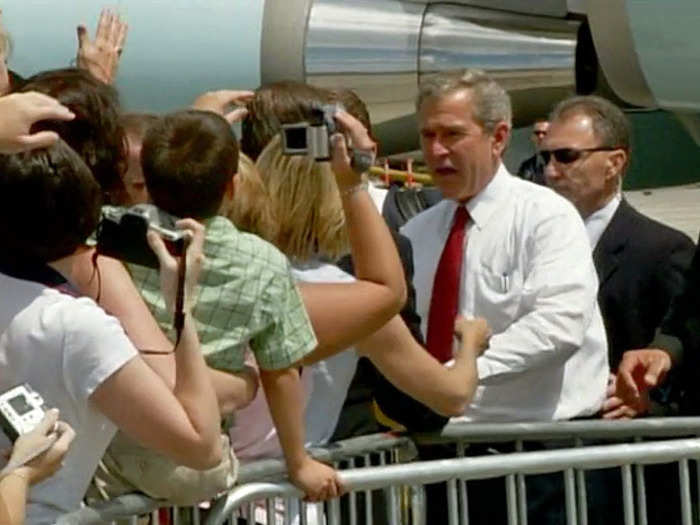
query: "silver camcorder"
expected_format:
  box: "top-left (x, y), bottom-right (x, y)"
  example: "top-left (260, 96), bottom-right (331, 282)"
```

top-left (96, 204), bottom-right (188, 269)
top-left (280, 103), bottom-right (344, 161)
top-left (0, 384), bottom-right (46, 442)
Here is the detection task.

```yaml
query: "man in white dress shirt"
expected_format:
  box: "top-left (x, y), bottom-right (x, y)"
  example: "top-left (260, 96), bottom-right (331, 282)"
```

top-left (402, 69), bottom-right (609, 423)
top-left (401, 69), bottom-right (609, 524)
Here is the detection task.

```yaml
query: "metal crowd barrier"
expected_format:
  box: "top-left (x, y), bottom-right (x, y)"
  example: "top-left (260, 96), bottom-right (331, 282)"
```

top-left (56, 432), bottom-right (413, 525)
top-left (206, 438), bottom-right (700, 525)
top-left (56, 418), bottom-right (700, 525)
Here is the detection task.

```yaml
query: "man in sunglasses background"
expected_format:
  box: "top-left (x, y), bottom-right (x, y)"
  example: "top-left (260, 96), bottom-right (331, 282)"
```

top-left (516, 117), bottom-right (549, 185)
top-left (542, 95), bottom-right (694, 403)
top-left (542, 95), bottom-right (695, 525)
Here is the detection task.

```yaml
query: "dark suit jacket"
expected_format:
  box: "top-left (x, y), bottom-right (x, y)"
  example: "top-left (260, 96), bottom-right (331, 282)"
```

top-left (517, 153), bottom-right (547, 186)
top-left (593, 199), bottom-right (694, 370)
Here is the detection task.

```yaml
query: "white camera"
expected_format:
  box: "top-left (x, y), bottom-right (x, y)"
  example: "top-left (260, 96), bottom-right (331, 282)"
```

top-left (0, 384), bottom-right (46, 442)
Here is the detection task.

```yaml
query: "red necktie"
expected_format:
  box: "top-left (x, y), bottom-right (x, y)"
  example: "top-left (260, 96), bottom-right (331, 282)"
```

top-left (426, 206), bottom-right (469, 362)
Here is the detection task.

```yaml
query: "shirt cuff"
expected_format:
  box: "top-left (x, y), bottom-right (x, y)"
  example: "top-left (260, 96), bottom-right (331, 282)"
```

top-left (650, 330), bottom-right (684, 366)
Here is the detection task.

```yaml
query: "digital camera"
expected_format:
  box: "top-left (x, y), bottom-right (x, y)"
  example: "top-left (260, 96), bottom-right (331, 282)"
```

top-left (0, 384), bottom-right (46, 442)
top-left (280, 103), bottom-right (344, 161)
top-left (96, 204), bottom-right (187, 268)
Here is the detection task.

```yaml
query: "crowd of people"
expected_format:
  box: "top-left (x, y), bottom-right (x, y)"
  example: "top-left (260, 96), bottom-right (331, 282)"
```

top-left (0, 8), bottom-right (699, 525)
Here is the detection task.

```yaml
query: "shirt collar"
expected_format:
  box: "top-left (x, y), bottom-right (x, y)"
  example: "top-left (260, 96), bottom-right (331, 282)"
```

top-left (446, 163), bottom-right (510, 230)
top-left (584, 193), bottom-right (621, 250)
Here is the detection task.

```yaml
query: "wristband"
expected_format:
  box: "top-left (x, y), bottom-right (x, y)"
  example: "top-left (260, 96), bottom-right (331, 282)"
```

top-left (351, 149), bottom-right (374, 174)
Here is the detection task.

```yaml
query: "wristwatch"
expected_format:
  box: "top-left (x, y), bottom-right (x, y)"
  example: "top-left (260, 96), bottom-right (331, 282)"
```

top-left (351, 149), bottom-right (374, 174)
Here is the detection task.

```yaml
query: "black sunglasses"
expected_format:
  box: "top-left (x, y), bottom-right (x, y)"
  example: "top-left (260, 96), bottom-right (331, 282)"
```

top-left (538, 147), bottom-right (620, 165)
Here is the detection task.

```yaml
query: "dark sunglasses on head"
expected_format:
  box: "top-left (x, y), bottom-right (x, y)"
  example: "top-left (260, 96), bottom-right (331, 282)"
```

top-left (538, 146), bottom-right (620, 165)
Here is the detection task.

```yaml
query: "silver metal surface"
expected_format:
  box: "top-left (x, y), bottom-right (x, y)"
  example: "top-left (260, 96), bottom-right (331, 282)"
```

top-left (564, 469), bottom-right (577, 525)
top-left (622, 465), bottom-right (634, 525)
top-left (447, 479), bottom-right (459, 525)
top-left (635, 463), bottom-right (647, 525)
top-left (262, 0), bottom-right (580, 153)
top-left (430, 0), bottom-right (569, 18)
top-left (419, 3), bottom-right (578, 128)
top-left (506, 474), bottom-right (518, 525)
top-left (679, 460), bottom-right (692, 525)
top-left (515, 440), bottom-right (528, 525)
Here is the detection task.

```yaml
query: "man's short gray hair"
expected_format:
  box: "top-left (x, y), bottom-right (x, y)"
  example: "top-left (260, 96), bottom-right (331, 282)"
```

top-left (549, 95), bottom-right (631, 154)
top-left (416, 69), bottom-right (512, 133)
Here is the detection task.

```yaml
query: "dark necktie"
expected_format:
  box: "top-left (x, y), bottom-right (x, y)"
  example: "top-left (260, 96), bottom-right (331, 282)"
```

top-left (426, 206), bottom-right (469, 362)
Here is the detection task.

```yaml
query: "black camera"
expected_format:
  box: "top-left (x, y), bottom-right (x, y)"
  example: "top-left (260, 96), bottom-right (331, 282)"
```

top-left (280, 103), bottom-right (344, 161)
top-left (96, 204), bottom-right (188, 268)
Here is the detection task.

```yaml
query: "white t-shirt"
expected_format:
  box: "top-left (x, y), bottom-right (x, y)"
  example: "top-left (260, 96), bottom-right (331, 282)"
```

top-left (0, 272), bottom-right (137, 524)
top-left (231, 261), bottom-right (359, 460)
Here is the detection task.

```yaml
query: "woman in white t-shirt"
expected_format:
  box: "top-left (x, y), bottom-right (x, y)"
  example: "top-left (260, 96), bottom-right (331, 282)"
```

top-left (0, 140), bottom-right (221, 524)
top-left (231, 127), bottom-right (490, 461)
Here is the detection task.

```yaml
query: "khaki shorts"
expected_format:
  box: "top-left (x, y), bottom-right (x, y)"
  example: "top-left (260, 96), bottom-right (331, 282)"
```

top-left (88, 431), bottom-right (238, 506)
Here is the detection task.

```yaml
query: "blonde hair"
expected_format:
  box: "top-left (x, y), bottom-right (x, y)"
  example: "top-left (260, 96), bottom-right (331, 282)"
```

top-left (228, 153), bottom-right (279, 243)
top-left (255, 136), bottom-right (349, 261)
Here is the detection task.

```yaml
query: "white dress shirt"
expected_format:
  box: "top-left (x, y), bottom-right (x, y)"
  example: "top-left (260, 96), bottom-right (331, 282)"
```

top-left (584, 194), bottom-right (621, 249)
top-left (401, 165), bottom-right (609, 421)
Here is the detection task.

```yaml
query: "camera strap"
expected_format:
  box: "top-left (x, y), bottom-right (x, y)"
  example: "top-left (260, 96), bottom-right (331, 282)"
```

top-left (173, 242), bottom-right (188, 348)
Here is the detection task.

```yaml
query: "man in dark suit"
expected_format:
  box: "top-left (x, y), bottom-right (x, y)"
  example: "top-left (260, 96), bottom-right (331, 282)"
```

top-left (517, 118), bottom-right (549, 185)
top-left (542, 95), bottom-right (694, 525)
top-left (543, 95), bottom-right (694, 378)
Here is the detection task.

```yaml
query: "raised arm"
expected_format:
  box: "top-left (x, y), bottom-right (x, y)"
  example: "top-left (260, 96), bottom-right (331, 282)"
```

top-left (300, 111), bottom-right (407, 362)
top-left (358, 316), bottom-right (489, 416)
top-left (76, 8), bottom-right (128, 85)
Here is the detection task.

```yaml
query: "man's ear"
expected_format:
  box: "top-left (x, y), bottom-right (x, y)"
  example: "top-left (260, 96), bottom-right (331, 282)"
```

top-left (606, 149), bottom-right (628, 180)
top-left (491, 121), bottom-right (511, 158)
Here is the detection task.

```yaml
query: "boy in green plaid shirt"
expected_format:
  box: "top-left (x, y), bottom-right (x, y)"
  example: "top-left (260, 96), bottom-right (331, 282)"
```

top-left (129, 109), bottom-right (340, 500)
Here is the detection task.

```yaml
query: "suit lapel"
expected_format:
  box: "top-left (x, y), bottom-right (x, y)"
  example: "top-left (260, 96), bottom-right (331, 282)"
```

top-left (593, 200), bottom-right (632, 288)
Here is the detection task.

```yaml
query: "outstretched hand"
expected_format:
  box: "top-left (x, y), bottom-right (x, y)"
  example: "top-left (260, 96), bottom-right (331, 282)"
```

top-left (602, 373), bottom-right (650, 419)
top-left (191, 90), bottom-right (254, 124)
top-left (617, 348), bottom-right (672, 400)
top-left (77, 8), bottom-right (128, 84)
top-left (0, 92), bottom-right (75, 153)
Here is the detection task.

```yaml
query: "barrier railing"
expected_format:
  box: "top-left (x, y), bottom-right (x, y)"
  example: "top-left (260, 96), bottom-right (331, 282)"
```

top-left (207, 438), bottom-right (700, 525)
top-left (56, 432), bottom-right (413, 525)
top-left (56, 418), bottom-right (700, 525)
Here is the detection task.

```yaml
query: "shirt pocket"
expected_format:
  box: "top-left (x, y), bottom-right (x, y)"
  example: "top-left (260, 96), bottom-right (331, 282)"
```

top-left (472, 264), bottom-right (524, 329)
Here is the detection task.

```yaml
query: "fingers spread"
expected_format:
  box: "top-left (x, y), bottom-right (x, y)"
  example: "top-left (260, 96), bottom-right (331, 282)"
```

top-left (76, 25), bottom-right (89, 47)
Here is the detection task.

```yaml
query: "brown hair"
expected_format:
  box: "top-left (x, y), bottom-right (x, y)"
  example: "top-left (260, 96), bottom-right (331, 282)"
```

top-left (20, 68), bottom-right (127, 204)
top-left (255, 136), bottom-right (349, 261)
top-left (241, 81), bottom-right (333, 161)
top-left (141, 110), bottom-right (239, 220)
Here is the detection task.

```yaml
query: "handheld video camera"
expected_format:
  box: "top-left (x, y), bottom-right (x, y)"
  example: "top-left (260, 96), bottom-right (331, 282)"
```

top-left (96, 204), bottom-right (188, 269)
top-left (280, 103), bottom-right (345, 161)
top-left (0, 384), bottom-right (46, 442)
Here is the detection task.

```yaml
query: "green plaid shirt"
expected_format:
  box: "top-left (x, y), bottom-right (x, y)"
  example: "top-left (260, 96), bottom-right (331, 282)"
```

top-left (128, 216), bottom-right (317, 371)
